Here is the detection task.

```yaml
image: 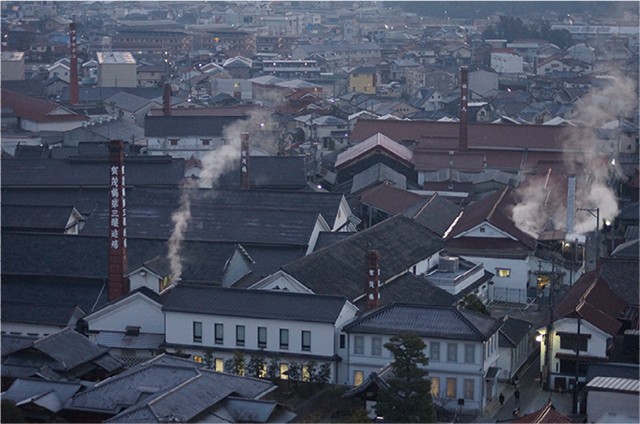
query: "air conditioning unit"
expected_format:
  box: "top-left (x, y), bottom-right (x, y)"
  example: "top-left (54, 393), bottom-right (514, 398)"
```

top-left (439, 256), bottom-right (459, 273)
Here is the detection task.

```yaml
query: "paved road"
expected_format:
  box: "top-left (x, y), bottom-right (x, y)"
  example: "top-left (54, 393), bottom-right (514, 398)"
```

top-left (494, 356), bottom-right (542, 421)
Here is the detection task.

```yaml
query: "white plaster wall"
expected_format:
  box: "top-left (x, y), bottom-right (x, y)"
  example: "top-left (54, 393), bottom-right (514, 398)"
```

top-left (86, 296), bottom-right (165, 334)
top-left (22, 119), bottom-right (86, 132)
top-left (1, 323), bottom-right (65, 338)
top-left (165, 311), bottom-right (336, 357)
top-left (99, 63), bottom-right (137, 87)
top-left (306, 215), bottom-right (330, 255)
top-left (587, 391), bottom-right (640, 423)
top-left (129, 271), bottom-right (162, 293)
top-left (461, 256), bottom-right (529, 303)
top-left (491, 53), bottom-right (523, 73)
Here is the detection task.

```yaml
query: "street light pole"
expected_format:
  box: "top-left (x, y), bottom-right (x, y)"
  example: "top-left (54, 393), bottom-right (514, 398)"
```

top-left (577, 208), bottom-right (600, 269)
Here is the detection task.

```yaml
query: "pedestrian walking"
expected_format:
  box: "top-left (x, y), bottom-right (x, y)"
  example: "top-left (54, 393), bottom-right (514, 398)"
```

top-left (514, 388), bottom-right (520, 404)
top-left (513, 375), bottom-right (519, 387)
top-left (499, 392), bottom-right (505, 406)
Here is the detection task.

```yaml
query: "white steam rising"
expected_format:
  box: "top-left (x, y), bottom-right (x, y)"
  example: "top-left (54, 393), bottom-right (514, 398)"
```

top-left (511, 72), bottom-right (637, 237)
top-left (166, 107), bottom-right (278, 281)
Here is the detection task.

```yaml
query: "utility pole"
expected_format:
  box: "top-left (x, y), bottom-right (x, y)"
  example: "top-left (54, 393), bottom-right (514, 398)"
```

top-left (572, 314), bottom-right (582, 413)
top-left (544, 261), bottom-right (555, 392)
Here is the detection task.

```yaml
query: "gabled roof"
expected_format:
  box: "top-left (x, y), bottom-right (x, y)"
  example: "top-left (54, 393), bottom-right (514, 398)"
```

top-left (402, 193), bottom-right (462, 238)
top-left (1, 89), bottom-right (88, 123)
top-left (351, 163), bottom-right (407, 194)
top-left (335, 132), bottom-right (413, 169)
top-left (586, 363), bottom-right (640, 382)
top-left (513, 401), bottom-right (575, 423)
top-left (499, 316), bottom-right (533, 348)
top-left (446, 187), bottom-right (536, 248)
top-left (282, 215), bottom-right (446, 301)
top-left (163, 284), bottom-right (349, 323)
top-left (553, 271), bottom-right (627, 336)
top-left (360, 181), bottom-right (426, 214)
top-left (2, 378), bottom-right (83, 414)
top-left (104, 92), bottom-right (156, 112)
top-left (343, 303), bottom-right (502, 342)
top-left (2, 204), bottom-right (80, 232)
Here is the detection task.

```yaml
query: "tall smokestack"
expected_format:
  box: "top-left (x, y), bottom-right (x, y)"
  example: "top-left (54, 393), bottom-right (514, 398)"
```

top-left (163, 83), bottom-right (172, 116)
top-left (566, 176), bottom-right (576, 235)
top-left (108, 140), bottom-right (128, 301)
top-left (240, 132), bottom-right (250, 189)
top-left (365, 250), bottom-right (381, 310)
top-left (69, 23), bottom-right (79, 105)
top-left (459, 66), bottom-right (468, 151)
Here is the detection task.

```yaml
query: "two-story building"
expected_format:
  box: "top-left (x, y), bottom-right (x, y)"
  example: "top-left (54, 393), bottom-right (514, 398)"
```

top-left (342, 303), bottom-right (502, 416)
top-left (162, 285), bottom-right (358, 384)
top-left (349, 66), bottom-right (377, 94)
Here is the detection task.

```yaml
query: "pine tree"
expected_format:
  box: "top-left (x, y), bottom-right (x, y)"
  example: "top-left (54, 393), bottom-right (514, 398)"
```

top-left (374, 334), bottom-right (434, 423)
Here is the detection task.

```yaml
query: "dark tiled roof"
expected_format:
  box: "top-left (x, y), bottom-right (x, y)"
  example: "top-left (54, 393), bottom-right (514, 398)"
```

top-left (216, 156), bottom-right (307, 189)
top-left (144, 115), bottom-right (246, 137)
top-left (413, 151), bottom-right (486, 173)
top-left (2, 205), bottom-right (78, 232)
top-left (60, 86), bottom-right (164, 102)
top-left (354, 273), bottom-right (457, 310)
top-left (2, 187), bottom-right (108, 215)
top-left (80, 202), bottom-right (321, 246)
top-left (499, 316), bottom-right (533, 348)
top-left (243, 245), bottom-right (307, 277)
top-left (282, 215), bottom-right (446, 301)
top-left (2, 378), bottom-right (82, 412)
top-left (314, 231), bottom-right (357, 252)
top-left (2, 302), bottom-right (80, 326)
top-left (402, 193), bottom-right (462, 237)
top-left (1, 157), bottom-right (185, 187)
top-left (343, 303), bottom-right (502, 341)
top-left (447, 187), bottom-right (537, 250)
top-left (360, 182), bottom-right (426, 215)
top-left (610, 239), bottom-right (639, 260)
top-left (586, 363), bottom-right (640, 382)
top-left (513, 401), bottom-right (575, 423)
top-left (163, 284), bottom-right (348, 323)
top-left (598, 257), bottom-right (639, 306)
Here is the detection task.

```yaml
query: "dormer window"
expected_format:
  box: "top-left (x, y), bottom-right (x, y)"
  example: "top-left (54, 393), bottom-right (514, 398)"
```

top-left (125, 326), bottom-right (141, 337)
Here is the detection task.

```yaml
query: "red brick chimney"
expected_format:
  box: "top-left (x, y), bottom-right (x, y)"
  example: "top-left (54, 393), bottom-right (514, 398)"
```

top-left (108, 140), bottom-right (129, 301)
top-left (69, 23), bottom-right (79, 105)
top-left (240, 132), bottom-right (250, 189)
top-left (459, 66), bottom-right (469, 151)
top-left (163, 83), bottom-right (172, 116)
top-left (365, 250), bottom-right (381, 310)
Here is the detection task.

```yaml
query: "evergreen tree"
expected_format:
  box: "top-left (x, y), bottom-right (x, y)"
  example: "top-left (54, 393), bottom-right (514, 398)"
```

top-left (224, 350), bottom-right (245, 375)
top-left (458, 293), bottom-right (490, 315)
top-left (246, 349), bottom-right (267, 378)
top-left (203, 348), bottom-right (215, 370)
top-left (375, 334), bottom-right (434, 423)
top-left (266, 354), bottom-right (280, 379)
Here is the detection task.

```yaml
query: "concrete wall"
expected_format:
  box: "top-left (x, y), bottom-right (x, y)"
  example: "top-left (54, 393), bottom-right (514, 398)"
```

top-left (587, 390), bottom-right (640, 423)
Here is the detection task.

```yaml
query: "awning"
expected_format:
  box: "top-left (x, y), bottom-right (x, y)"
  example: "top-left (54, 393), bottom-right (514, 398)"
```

top-left (485, 367), bottom-right (500, 379)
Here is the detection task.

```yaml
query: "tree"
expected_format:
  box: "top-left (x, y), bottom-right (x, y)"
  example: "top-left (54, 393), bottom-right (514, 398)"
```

top-left (2, 399), bottom-right (25, 423)
top-left (203, 348), bottom-right (215, 370)
top-left (224, 350), bottom-right (245, 375)
top-left (266, 353), bottom-right (280, 379)
top-left (246, 349), bottom-right (267, 378)
top-left (458, 293), bottom-right (490, 315)
top-left (374, 334), bottom-right (434, 423)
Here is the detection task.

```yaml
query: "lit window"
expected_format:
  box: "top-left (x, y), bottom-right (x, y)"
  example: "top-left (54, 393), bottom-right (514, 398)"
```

top-left (280, 363), bottom-right (289, 380)
top-left (260, 363), bottom-right (267, 378)
top-left (302, 365), bottom-right (310, 381)
top-left (215, 358), bottom-right (224, 371)
top-left (354, 336), bottom-right (364, 354)
top-left (215, 323), bottom-right (224, 345)
top-left (193, 356), bottom-right (203, 363)
top-left (280, 329), bottom-right (289, 349)
top-left (354, 371), bottom-right (364, 386)
top-left (372, 337), bottom-right (382, 356)
top-left (497, 268), bottom-right (511, 277)
top-left (258, 327), bottom-right (267, 348)
top-left (193, 321), bottom-right (202, 343)
top-left (431, 377), bottom-right (439, 397)
top-left (302, 330), bottom-right (311, 351)
top-left (464, 379), bottom-right (474, 400)
top-left (236, 325), bottom-right (245, 346)
top-left (447, 378), bottom-right (457, 398)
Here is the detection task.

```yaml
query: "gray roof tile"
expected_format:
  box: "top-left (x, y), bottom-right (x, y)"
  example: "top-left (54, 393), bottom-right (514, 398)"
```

top-left (343, 303), bottom-right (502, 341)
top-left (163, 284), bottom-right (348, 323)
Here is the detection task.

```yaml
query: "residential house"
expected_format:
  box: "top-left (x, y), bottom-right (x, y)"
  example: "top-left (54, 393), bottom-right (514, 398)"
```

top-left (406, 67), bottom-right (455, 96)
top-left (537, 270), bottom-right (628, 391)
top-left (390, 59), bottom-right (421, 84)
top-left (537, 56), bottom-right (592, 76)
top-left (96, 52), bottom-right (137, 88)
top-left (222, 56), bottom-right (253, 79)
top-left (342, 303), bottom-right (503, 415)
top-left (1, 89), bottom-right (89, 132)
top-left (468, 66), bottom-right (499, 99)
top-left (162, 284), bottom-right (357, 384)
top-left (405, 43), bottom-right (437, 65)
top-left (1, 51), bottom-right (25, 81)
top-left (62, 354), bottom-right (285, 423)
top-left (1, 328), bottom-right (124, 390)
top-left (408, 87), bottom-right (445, 111)
top-left (294, 113), bottom-right (349, 151)
top-left (349, 66), bottom-right (377, 94)
top-left (491, 50), bottom-right (524, 74)
top-left (567, 43), bottom-right (596, 65)
top-left (47, 59), bottom-right (70, 83)
top-left (512, 400), bottom-right (575, 423)
top-left (291, 42), bottom-right (381, 67)
top-left (136, 64), bottom-right (165, 87)
top-left (497, 316), bottom-right (534, 382)
top-left (104, 92), bottom-right (161, 127)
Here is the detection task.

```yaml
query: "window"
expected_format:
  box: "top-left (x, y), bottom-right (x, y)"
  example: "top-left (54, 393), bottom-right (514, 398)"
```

top-left (372, 337), bottom-right (382, 356)
top-left (447, 343), bottom-right (457, 362)
top-left (302, 330), bottom-right (311, 351)
top-left (215, 323), bottom-right (224, 345)
top-left (302, 365), bottom-right (310, 381)
top-left (215, 358), bottom-right (224, 371)
top-left (464, 379), bottom-right (474, 400)
top-left (465, 344), bottom-right (475, 363)
top-left (560, 334), bottom-right (588, 351)
top-left (258, 327), bottom-right (267, 348)
top-left (193, 355), bottom-right (203, 363)
top-left (479, 227), bottom-right (486, 233)
top-left (496, 268), bottom-right (511, 277)
top-left (201, 139), bottom-right (211, 146)
top-left (340, 334), bottom-right (346, 349)
top-left (431, 377), bottom-right (439, 397)
top-left (236, 325), bottom-right (245, 346)
top-left (193, 321), bottom-right (202, 343)
top-left (430, 342), bottom-right (440, 361)
top-left (447, 378), bottom-right (457, 398)
top-left (280, 363), bottom-right (289, 380)
top-left (354, 336), bottom-right (364, 354)
top-left (354, 371), bottom-right (364, 386)
top-left (280, 329), bottom-right (289, 349)
top-left (170, 139), bottom-right (179, 146)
